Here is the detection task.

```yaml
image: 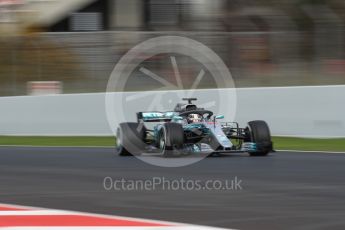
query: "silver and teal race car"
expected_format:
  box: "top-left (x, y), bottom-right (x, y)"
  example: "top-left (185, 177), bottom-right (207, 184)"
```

top-left (116, 98), bottom-right (273, 157)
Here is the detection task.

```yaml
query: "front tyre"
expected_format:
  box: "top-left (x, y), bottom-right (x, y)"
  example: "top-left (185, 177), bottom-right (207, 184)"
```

top-left (158, 123), bottom-right (184, 157)
top-left (116, 122), bottom-right (146, 156)
top-left (247, 120), bottom-right (273, 156)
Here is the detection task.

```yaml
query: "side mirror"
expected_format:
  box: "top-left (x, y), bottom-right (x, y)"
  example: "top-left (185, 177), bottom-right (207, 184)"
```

top-left (215, 115), bottom-right (224, 119)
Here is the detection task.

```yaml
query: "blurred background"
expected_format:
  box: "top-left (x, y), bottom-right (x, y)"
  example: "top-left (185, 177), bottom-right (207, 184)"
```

top-left (1, 0), bottom-right (345, 96)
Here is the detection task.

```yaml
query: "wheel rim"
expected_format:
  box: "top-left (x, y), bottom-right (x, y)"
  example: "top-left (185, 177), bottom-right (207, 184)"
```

top-left (116, 128), bottom-right (123, 153)
top-left (159, 135), bottom-right (165, 151)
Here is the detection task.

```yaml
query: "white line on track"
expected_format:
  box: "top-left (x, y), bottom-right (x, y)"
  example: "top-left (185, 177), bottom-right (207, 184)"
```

top-left (0, 210), bottom-right (74, 216)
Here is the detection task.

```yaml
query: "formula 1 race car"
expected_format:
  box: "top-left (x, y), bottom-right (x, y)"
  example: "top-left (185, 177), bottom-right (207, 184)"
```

top-left (115, 98), bottom-right (273, 157)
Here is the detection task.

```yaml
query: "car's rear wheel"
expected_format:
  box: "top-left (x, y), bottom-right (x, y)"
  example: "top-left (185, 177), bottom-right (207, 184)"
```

top-left (116, 122), bottom-right (146, 156)
top-left (158, 123), bottom-right (184, 157)
top-left (247, 120), bottom-right (273, 156)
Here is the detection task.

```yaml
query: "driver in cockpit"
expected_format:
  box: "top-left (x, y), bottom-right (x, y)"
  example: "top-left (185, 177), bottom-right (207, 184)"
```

top-left (187, 114), bottom-right (203, 123)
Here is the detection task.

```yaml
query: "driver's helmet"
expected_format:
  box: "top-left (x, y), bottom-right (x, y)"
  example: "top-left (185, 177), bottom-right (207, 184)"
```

top-left (187, 114), bottom-right (202, 123)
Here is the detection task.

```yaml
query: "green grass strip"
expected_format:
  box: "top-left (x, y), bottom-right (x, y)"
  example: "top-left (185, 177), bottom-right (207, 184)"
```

top-left (0, 136), bottom-right (344, 152)
top-left (0, 136), bottom-right (115, 147)
top-left (272, 137), bottom-right (345, 152)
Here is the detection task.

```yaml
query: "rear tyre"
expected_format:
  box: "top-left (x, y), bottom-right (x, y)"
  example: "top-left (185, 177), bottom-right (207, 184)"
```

top-left (158, 123), bottom-right (184, 158)
top-left (116, 122), bottom-right (146, 156)
top-left (247, 120), bottom-right (273, 156)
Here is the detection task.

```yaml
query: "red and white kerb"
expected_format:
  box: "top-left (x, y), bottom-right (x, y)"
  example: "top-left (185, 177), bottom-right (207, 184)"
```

top-left (0, 203), bottom-right (231, 230)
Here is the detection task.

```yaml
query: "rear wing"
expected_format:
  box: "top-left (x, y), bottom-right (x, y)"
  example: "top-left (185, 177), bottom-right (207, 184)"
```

top-left (137, 112), bottom-right (177, 122)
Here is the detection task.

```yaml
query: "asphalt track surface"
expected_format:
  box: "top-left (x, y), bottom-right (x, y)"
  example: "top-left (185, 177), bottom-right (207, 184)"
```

top-left (0, 146), bottom-right (344, 230)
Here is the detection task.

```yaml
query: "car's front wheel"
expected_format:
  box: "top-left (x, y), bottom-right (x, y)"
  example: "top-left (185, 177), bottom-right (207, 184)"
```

top-left (158, 123), bottom-right (184, 157)
top-left (246, 120), bottom-right (273, 156)
top-left (116, 122), bottom-right (146, 156)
